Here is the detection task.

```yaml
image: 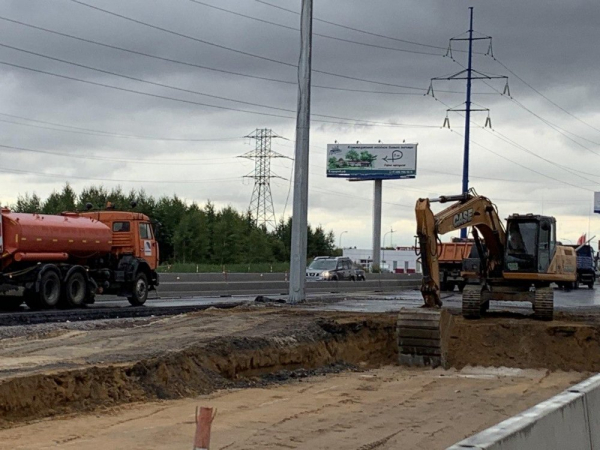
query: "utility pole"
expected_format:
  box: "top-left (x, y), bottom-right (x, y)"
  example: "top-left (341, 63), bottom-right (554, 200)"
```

top-left (428, 7), bottom-right (509, 239)
top-left (239, 129), bottom-right (286, 230)
top-left (288, 0), bottom-right (312, 303)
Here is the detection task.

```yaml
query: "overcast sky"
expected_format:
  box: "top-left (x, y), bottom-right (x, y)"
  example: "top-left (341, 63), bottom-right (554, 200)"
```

top-left (0, 0), bottom-right (598, 248)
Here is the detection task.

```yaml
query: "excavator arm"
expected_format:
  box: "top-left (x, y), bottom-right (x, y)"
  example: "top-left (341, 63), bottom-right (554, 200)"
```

top-left (415, 192), bottom-right (506, 307)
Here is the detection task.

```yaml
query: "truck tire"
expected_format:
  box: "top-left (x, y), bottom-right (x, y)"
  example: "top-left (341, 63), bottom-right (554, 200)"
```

top-left (588, 282), bottom-right (594, 289)
top-left (62, 272), bottom-right (87, 308)
top-left (533, 287), bottom-right (553, 321)
top-left (37, 270), bottom-right (61, 309)
top-left (462, 285), bottom-right (482, 319)
top-left (128, 272), bottom-right (148, 306)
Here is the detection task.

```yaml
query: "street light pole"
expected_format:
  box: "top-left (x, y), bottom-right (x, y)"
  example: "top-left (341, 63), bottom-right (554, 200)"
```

top-left (339, 231), bottom-right (348, 250)
top-left (382, 228), bottom-right (393, 272)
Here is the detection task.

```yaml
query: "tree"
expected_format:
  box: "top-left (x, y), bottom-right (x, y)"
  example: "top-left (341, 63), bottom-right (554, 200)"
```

top-left (42, 184), bottom-right (77, 214)
top-left (13, 193), bottom-right (43, 213)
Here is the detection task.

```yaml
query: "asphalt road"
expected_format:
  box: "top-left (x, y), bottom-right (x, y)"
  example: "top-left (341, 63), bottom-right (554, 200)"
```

top-left (95, 284), bottom-right (600, 316)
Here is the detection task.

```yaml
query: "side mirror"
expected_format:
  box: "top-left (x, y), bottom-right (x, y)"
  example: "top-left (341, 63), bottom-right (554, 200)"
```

top-left (541, 222), bottom-right (551, 231)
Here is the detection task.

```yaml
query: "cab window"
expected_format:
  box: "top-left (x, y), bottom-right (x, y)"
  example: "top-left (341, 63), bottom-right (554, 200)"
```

top-left (113, 221), bottom-right (130, 232)
top-left (139, 223), bottom-right (153, 239)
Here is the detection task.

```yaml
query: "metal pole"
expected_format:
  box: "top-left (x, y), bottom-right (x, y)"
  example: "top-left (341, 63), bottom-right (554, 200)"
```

top-left (372, 179), bottom-right (382, 272)
top-left (461, 6), bottom-right (474, 239)
top-left (288, 0), bottom-right (313, 303)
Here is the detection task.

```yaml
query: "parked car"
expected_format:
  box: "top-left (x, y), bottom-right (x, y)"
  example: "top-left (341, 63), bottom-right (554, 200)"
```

top-left (306, 256), bottom-right (355, 281)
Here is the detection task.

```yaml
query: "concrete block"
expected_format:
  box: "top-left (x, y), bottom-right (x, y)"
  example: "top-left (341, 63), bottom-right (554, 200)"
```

top-left (447, 389), bottom-right (590, 450)
top-left (567, 373), bottom-right (600, 450)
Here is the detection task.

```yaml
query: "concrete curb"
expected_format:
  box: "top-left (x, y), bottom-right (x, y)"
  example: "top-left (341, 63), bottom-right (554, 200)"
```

top-left (447, 373), bottom-right (600, 450)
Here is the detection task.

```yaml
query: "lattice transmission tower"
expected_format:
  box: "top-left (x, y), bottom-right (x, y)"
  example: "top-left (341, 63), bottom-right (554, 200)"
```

top-left (239, 129), bottom-right (287, 230)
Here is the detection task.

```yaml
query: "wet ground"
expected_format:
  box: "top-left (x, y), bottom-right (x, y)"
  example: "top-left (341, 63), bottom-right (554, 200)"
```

top-left (95, 285), bottom-right (600, 315)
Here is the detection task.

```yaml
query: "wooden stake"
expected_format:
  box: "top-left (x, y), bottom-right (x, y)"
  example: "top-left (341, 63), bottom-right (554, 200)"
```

top-left (193, 406), bottom-right (216, 450)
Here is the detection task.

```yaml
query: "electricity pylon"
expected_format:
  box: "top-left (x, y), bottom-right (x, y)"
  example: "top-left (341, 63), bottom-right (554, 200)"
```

top-left (239, 129), bottom-right (287, 230)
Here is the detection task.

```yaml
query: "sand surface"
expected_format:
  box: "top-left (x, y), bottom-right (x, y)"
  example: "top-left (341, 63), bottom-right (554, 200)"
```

top-left (0, 365), bottom-right (585, 450)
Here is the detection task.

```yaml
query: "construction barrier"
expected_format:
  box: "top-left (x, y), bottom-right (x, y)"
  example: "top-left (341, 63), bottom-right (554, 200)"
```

top-left (447, 373), bottom-right (600, 450)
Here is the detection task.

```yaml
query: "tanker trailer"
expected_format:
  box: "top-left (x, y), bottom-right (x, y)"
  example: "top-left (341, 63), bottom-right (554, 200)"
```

top-left (0, 208), bottom-right (159, 310)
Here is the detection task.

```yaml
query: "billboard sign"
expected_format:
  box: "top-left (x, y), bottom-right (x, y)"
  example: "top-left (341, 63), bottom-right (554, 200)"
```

top-left (326, 143), bottom-right (417, 179)
top-left (595, 192), bottom-right (600, 214)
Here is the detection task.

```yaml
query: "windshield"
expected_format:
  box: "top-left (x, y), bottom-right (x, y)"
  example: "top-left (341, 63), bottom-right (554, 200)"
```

top-left (505, 221), bottom-right (537, 271)
top-left (308, 259), bottom-right (337, 270)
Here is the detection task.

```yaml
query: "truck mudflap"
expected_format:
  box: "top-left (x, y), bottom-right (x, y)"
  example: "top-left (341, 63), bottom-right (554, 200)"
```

top-left (150, 271), bottom-right (160, 288)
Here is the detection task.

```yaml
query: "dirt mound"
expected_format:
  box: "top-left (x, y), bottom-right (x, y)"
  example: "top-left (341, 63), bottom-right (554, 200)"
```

top-left (0, 316), bottom-right (396, 426)
top-left (441, 310), bottom-right (600, 371)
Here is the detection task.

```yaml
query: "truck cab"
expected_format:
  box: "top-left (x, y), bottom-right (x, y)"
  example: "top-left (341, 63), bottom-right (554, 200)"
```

top-left (81, 210), bottom-right (159, 305)
top-left (82, 211), bottom-right (159, 270)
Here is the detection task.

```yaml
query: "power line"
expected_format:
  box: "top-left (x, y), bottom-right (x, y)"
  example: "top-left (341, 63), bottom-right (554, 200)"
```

top-left (0, 142), bottom-right (248, 166)
top-left (253, 0), bottom-right (449, 52)
top-left (493, 56), bottom-right (600, 135)
top-left (0, 59), bottom-right (437, 128)
top-left (0, 15), bottom-right (489, 96)
top-left (434, 96), bottom-right (600, 187)
top-left (188, 0), bottom-right (443, 56)
top-left (64, 0), bottom-right (440, 92)
top-left (449, 129), bottom-right (595, 192)
top-left (448, 57), bottom-right (600, 155)
top-left (0, 16), bottom-right (435, 97)
top-left (0, 112), bottom-right (243, 142)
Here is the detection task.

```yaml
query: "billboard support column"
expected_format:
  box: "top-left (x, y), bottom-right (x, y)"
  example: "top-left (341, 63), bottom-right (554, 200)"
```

top-left (372, 179), bottom-right (382, 272)
top-left (289, 0), bottom-right (313, 304)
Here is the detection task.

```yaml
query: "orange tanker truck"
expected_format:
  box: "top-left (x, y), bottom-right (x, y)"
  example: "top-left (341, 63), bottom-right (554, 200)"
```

top-left (0, 206), bottom-right (159, 310)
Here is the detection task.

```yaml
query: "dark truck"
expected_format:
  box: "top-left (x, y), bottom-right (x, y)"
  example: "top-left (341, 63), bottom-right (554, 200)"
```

top-left (569, 244), bottom-right (596, 289)
top-left (438, 240), bottom-right (473, 291)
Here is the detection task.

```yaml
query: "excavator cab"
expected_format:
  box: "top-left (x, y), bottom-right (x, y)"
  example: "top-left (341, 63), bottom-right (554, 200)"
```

top-left (504, 215), bottom-right (555, 274)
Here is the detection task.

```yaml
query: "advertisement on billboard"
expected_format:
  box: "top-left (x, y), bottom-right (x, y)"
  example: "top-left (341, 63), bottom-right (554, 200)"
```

top-left (326, 143), bottom-right (417, 180)
top-left (595, 192), bottom-right (600, 214)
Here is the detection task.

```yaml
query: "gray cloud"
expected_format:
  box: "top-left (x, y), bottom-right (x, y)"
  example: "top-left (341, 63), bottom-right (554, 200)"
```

top-left (0, 0), bottom-right (598, 247)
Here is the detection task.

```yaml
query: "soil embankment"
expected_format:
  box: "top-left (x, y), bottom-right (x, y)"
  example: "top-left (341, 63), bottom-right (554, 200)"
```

top-left (0, 309), bottom-right (396, 426)
top-left (441, 310), bottom-right (600, 371)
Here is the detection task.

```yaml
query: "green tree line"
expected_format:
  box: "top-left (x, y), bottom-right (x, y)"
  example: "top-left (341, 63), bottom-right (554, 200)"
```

top-left (11, 184), bottom-right (336, 265)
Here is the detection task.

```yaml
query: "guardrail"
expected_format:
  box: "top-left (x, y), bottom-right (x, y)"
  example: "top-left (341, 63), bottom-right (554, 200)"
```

top-left (447, 373), bottom-right (600, 450)
top-left (154, 273), bottom-right (422, 297)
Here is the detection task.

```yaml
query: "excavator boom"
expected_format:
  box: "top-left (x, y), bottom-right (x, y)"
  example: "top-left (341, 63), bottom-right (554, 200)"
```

top-left (416, 192), bottom-right (506, 307)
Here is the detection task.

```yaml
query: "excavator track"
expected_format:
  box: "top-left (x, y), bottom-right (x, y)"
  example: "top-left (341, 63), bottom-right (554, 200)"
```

top-left (533, 287), bottom-right (554, 321)
top-left (462, 285), bottom-right (482, 319)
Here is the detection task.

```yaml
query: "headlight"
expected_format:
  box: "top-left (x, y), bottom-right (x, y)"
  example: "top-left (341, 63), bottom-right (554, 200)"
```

top-left (322, 271), bottom-right (330, 278)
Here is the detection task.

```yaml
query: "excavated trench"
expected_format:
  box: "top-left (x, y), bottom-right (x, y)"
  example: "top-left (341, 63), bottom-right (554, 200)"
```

top-left (3, 307), bottom-right (600, 427)
top-left (0, 314), bottom-right (397, 426)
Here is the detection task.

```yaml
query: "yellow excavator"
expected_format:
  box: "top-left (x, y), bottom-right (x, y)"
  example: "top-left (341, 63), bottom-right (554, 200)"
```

top-left (415, 190), bottom-right (577, 320)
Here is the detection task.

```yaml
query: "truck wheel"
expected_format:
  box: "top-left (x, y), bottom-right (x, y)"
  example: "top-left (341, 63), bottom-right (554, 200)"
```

top-left (128, 272), bottom-right (148, 306)
top-left (588, 282), bottom-right (594, 289)
top-left (62, 272), bottom-right (87, 308)
top-left (38, 271), bottom-right (61, 309)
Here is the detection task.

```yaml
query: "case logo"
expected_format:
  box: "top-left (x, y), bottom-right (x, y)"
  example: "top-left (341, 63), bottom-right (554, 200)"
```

top-left (453, 208), bottom-right (474, 228)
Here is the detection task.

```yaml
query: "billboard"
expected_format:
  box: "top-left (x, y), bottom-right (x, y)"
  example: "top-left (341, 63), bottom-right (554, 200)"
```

top-left (326, 143), bottom-right (417, 179)
top-left (595, 192), bottom-right (600, 214)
